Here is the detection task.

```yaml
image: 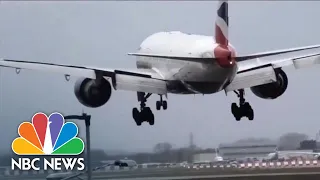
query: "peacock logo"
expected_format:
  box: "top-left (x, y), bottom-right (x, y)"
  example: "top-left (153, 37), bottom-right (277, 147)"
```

top-left (12, 112), bottom-right (84, 155)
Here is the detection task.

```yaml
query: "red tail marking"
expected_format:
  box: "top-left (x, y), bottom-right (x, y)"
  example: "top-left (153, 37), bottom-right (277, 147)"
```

top-left (215, 24), bottom-right (228, 46)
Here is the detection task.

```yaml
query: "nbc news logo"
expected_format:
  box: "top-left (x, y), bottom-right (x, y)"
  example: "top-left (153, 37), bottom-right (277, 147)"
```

top-left (11, 112), bottom-right (85, 171)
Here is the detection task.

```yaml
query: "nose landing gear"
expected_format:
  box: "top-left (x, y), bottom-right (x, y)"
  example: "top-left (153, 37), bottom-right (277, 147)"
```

top-left (231, 89), bottom-right (254, 121)
top-left (156, 95), bottom-right (167, 110)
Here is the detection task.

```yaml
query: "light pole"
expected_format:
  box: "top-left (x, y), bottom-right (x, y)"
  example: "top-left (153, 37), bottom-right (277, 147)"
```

top-left (64, 113), bottom-right (92, 180)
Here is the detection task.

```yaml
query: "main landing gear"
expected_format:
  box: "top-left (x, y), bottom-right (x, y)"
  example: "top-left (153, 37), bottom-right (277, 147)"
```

top-left (231, 89), bottom-right (254, 121)
top-left (132, 92), bottom-right (168, 126)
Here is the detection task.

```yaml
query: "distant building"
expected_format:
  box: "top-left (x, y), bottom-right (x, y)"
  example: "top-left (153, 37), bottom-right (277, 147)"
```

top-left (218, 143), bottom-right (277, 160)
top-left (316, 142), bottom-right (320, 152)
top-left (299, 140), bottom-right (317, 150)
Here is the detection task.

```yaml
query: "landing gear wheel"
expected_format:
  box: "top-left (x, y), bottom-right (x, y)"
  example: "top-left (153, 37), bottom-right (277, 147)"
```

top-left (162, 101), bottom-right (167, 110)
top-left (231, 103), bottom-right (241, 121)
top-left (231, 103), bottom-right (238, 115)
top-left (132, 108), bottom-right (142, 126)
top-left (156, 101), bottom-right (161, 110)
top-left (243, 102), bottom-right (254, 120)
top-left (143, 107), bottom-right (154, 125)
top-left (148, 112), bottom-right (155, 125)
top-left (232, 89), bottom-right (254, 121)
top-left (247, 108), bottom-right (254, 121)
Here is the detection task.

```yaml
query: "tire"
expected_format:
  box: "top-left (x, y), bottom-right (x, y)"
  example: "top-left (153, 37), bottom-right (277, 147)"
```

top-left (235, 114), bottom-right (241, 121)
top-left (132, 108), bottom-right (142, 126)
top-left (144, 107), bottom-right (155, 125)
top-left (148, 114), bottom-right (155, 125)
top-left (231, 103), bottom-right (241, 121)
top-left (243, 102), bottom-right (254, 120)
top-left (231, 103), bottom-right (238, 115)
top-left (156, 101), bottom-right (161, 110)
top-left (136, 120), bottom-right (142, 126)
top-left (247, 107), bottom-right (254, 121)
top-left (162, 101), bottom-right (167, 110)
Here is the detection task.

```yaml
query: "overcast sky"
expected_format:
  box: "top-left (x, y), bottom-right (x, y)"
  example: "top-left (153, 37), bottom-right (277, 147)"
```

top-left (0, 1), bottom-right (320, 153)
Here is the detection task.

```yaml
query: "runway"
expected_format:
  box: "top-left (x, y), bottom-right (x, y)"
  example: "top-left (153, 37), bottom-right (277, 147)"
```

top-left (3, 167), bottom-right (320, 180)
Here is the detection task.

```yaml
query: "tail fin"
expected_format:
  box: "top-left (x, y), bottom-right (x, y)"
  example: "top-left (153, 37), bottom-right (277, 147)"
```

top-left (215, 0), bottom-right (229, 46)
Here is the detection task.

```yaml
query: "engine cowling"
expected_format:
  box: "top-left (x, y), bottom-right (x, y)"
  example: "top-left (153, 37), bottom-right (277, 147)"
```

top-left (250, 69), bottom-right (288, 99)
top-left (74, 78), bottom-right (112, 108)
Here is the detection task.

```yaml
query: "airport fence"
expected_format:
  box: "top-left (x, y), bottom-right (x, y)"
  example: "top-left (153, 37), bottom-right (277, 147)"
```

top-left (187, 160), bottom-right (320, 169)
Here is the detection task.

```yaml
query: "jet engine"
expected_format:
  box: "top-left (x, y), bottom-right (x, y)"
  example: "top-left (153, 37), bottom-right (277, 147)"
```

top-left (250, 69), bottom-right (288, 99)
top-left (74, 77), bottom-right (112, 108)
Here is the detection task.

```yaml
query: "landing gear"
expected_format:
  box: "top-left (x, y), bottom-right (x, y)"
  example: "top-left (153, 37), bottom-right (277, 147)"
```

top-left (232, 89), bottom-right (254, 121)
top-left (132, 92), bottom-right (155, 126)
top-left (156, 95), bottom-right (167, 110)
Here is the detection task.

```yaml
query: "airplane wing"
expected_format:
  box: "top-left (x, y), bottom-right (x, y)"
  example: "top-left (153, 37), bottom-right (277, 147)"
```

top-left (225, 52), bottom-right (320, 92)
top-left (234, 44), bottom-right (320, 61)
top-left (1, 44), bottom-right (319, 95)
top-left (0, 59), bottom-right (168, 95)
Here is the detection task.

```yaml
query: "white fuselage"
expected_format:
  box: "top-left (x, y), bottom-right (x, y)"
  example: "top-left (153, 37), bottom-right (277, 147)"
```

top-left (135, 31), bottom-right (238, 94)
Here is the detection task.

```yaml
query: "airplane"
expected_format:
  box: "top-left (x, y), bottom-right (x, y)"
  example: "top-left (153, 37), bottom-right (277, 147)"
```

top-left (193, 150), bottom-right (224, 165)
top-left (214, 149), bottom-right (224, 162)
top-left (1, 0), bottom-right (320, 126)
top-left (266, 147), bottom-right (320, 161)
top-left (266, 151), bottom-right (280, 161)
